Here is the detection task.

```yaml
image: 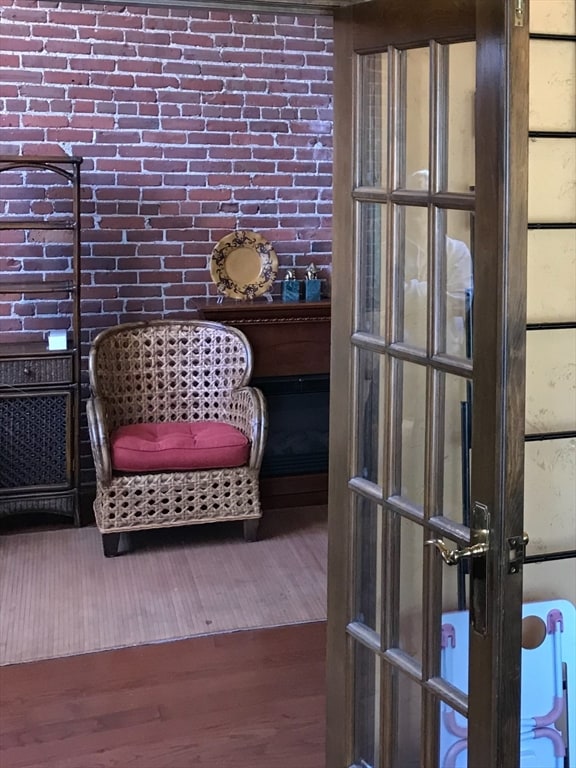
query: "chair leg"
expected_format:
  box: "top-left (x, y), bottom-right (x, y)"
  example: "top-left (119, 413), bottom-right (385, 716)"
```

top-left (102, 532), bottom-right (122, 558)
top-left (243, 518), bottom-right (260, 542)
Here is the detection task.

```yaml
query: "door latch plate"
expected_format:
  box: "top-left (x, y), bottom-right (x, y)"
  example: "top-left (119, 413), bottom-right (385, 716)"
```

top-left (507, 533), bottom-right (529, 574)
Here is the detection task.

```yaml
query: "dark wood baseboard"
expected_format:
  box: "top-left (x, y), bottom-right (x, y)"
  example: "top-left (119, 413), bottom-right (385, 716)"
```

top-left (261, 472), bottom-right (328, 509)
top-left (0, 622), bottom-right (327, 768)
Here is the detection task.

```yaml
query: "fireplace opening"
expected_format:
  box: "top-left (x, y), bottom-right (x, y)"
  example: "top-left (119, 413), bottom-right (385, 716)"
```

top-left (253, 374), bottom-right (330, 478)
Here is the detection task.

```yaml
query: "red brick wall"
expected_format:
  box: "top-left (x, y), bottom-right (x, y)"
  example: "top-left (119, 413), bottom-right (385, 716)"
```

top-left (0, 1), bottom-right (333, 491)
top-left (0, 2), bottom-right (333, 329)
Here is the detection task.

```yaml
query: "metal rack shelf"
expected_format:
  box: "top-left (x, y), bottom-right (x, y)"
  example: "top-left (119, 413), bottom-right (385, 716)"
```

top-left (0, 218), bottom-right (76, 230)
top-left (1, 280), bottom-right (75, 294)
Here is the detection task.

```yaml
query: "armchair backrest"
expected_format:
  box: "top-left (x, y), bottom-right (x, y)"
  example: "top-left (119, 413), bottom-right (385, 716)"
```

top-left (89, 320), bottom-right (253, 430)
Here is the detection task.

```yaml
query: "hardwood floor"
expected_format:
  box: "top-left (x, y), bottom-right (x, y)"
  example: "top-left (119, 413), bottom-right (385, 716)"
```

top-left (0, 622), bottom-right (327, 768)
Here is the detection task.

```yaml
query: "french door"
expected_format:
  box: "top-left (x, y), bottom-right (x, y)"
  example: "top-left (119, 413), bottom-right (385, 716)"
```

top-left (326, 0), bottom-right (531, 765)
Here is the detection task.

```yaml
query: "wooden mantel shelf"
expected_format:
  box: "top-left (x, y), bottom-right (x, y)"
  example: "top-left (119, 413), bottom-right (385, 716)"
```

top-left (193, 297), bottom-right (330, 318)
top-left (194, 298), bottom-right (331, 379)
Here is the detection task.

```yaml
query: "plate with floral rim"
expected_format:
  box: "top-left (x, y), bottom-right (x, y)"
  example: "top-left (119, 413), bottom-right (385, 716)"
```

top-left (210, 230), bottom-right (278, 300)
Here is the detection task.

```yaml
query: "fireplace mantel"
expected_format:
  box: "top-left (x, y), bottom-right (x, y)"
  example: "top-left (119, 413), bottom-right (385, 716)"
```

top-left (193, 298), bottom-right (331, 378)
top-left (194, 298), bottom-right (331, 509)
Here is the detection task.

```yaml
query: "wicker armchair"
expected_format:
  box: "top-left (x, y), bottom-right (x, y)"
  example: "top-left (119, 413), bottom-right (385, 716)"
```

top-left (86, 320), bottom-right (267, 557)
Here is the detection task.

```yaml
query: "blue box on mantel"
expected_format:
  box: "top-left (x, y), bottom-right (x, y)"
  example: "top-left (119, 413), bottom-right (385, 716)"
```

top-left (282, 279), bottom-right (301, 302)
top-left (304, 279), bottom-right (322, 302)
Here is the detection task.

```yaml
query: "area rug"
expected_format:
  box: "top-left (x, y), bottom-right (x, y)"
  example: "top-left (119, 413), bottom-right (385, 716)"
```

top-left (0, 507), bottom-right (327, 665)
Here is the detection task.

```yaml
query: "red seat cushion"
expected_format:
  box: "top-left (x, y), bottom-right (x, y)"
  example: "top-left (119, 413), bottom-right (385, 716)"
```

top-left (110, 421), bottom-right (250, 473)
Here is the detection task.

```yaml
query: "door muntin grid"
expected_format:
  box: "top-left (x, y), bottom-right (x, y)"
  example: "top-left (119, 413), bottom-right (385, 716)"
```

top-left (350, 40), bottom-right (476, 767)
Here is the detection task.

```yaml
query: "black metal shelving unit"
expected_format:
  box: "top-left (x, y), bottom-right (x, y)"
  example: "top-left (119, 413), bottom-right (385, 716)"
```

top-left (0, 155), bottom-right (83, 525)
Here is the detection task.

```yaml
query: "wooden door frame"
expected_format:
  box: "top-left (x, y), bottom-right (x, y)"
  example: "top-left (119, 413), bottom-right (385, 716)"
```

top-left (468, 1), bottom-right (529, 763)
top-left (327, 0), bottom-right (529, 765)
top-left (326, 5), bottom-right (356, 764)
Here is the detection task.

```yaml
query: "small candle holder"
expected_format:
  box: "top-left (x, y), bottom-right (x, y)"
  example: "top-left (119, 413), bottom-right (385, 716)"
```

top-left (304, 279), bottom-right (321, 301)
top-left (282, 269), bottom-right (301, 302)
top-left (304, 262), bottom-right (322, 301)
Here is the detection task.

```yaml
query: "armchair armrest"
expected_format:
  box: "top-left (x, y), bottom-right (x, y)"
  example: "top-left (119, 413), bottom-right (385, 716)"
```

top-left (86, 396), bottom-right (113, 486)
top-left (226, 386), bottom-right (267, 470)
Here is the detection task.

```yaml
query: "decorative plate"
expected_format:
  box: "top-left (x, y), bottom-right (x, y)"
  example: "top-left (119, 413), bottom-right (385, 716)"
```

top-left (210, 230), bottom-right (278, 300)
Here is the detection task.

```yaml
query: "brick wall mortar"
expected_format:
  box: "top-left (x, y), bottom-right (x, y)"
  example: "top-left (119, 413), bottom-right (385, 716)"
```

top-left (0, 0), bottom-right (334, 489)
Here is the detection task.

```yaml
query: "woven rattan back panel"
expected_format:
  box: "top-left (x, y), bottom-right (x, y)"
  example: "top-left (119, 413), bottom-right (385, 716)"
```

top-left (0, 393), bottom-right (70, 489)
top-left (90, 321), bottom-right (253, 430)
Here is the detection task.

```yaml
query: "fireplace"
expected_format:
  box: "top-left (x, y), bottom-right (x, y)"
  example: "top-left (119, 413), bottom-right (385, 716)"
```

top-left (194, 297), bottom-right (331, 508)
top-left (254, 374), bottom-right (330, 478)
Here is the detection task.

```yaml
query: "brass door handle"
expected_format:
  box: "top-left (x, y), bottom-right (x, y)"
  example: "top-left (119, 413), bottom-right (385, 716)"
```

top-left (426, 531), bottom-right (529, 567)
top-left (426, 538), bottom-right (489, 566)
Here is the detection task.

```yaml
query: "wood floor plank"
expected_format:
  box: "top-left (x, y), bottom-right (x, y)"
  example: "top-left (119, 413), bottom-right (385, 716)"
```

top-left (0, 622), bottom-right (326, 768)
top-left (1, 648), bottom-right (323, 731)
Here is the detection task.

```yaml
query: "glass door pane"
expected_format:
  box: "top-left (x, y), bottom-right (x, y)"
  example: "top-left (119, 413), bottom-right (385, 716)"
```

top-left (401, 205), bottom-right (429, 351)
top-left (357, 203), bottom-right (388, 338)
top-left (403, 47), bottom-right (430, 187)
top-left (359, 53), bottom-right (389, 190)
top-left (446, 42), bottom-right (476, 193)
